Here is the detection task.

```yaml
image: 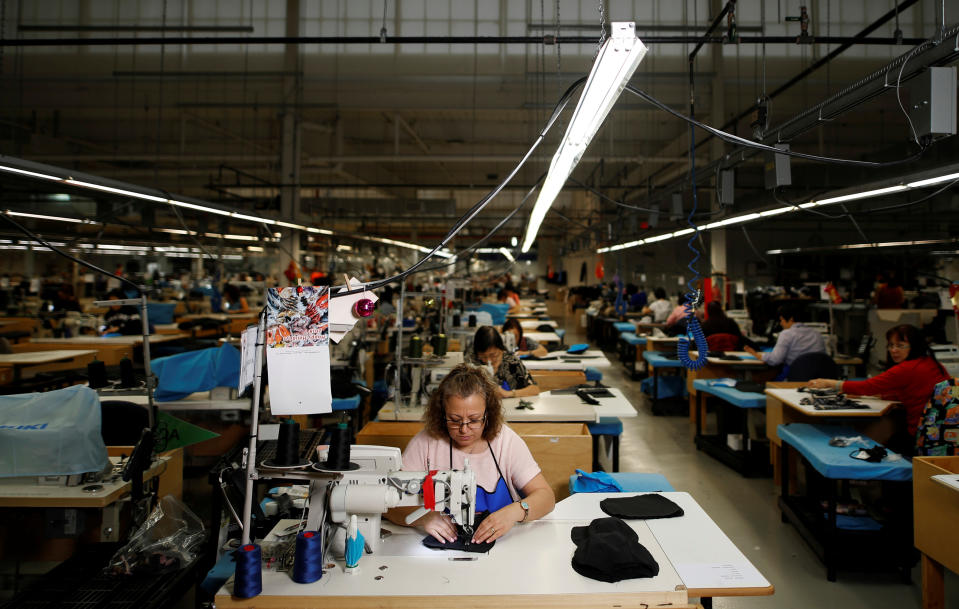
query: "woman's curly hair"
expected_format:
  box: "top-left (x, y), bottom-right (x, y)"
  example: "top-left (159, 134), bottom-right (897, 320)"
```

top-left (423, 363), bottom-right (503, 441)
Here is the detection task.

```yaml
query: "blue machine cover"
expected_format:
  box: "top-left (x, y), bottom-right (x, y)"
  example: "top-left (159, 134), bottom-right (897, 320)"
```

top-left (0, 385), bottom-right (109, 477)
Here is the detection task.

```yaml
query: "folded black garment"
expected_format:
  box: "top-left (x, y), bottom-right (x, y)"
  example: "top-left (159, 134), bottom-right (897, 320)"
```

top-left (735, 380), bottom-right (765, 394)
top-left (600, 493), bottom-right (684, 520)
top-left (570, 517), bottom-right (659, 583)
top-left (422, 512), bottom-right (495, 553)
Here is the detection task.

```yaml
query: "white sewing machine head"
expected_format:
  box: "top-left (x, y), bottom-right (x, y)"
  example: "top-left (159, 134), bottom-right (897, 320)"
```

top-left (310, 444), bottom-right (476, 555)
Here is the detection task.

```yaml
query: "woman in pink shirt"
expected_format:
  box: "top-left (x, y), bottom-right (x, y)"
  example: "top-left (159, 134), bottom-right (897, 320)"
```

top-left (386, 364), bottom-right (555, 544)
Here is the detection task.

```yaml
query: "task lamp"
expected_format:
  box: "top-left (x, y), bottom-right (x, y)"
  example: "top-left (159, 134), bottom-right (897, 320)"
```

top-left (521, 22), bottom-right (647, 253)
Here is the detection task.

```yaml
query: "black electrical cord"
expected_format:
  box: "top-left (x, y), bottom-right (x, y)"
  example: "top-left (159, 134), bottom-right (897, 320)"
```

top-left (625, 84), bottom-right (928, 167)
top-left (326, 76), bottom-right (588, 299)
top-left (0, 213), bottom-right (143, 295)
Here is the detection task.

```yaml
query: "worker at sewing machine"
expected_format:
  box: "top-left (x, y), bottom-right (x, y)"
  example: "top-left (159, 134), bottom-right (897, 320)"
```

top-left (385, 364), bottom-right (554, 544)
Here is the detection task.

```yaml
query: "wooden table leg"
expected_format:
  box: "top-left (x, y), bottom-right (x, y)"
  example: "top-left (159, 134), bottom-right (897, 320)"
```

top-left (922, 553), bottom-right (945, 609)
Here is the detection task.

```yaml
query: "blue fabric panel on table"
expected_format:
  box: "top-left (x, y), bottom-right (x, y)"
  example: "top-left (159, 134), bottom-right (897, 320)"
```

top-left (332, 394), bottom-right (361, 412)
top-left (692, 378), bottom-right (766, 408)
top-left (569, 469), bottom-right (624, 493)
top-left (613, 322), bottom-right (635, 333)
top-left (777, 423), bottom-right (912, 481)
top-left (152, 343), bottom-right (241, 402)
top-left (825, 514), bottom-right (883, 531)
top-left (567, 343), bottom-right (589, 354)
top-left (642, 351), bottom-right (686, 368)
top-left (620, 333), bottom-right (646, 345)
top-left (640, 375), bottom-right (687, 399)
top-left (587, 416), bottom-right (622, 436)
top-left (200, 549), bottom-right (238, 597)
top-left (0, 385), bottom-right (108, 477)
top-left (570, 471), bottom-right (676, 494)
top-left (584, 367), bottom-right (603, 383)
top-left (146, 302), bottom-right (177, 325)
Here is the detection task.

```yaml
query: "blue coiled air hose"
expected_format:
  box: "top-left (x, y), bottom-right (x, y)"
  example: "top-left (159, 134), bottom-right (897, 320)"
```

top-left (677, 120), bottom-right (709, 371)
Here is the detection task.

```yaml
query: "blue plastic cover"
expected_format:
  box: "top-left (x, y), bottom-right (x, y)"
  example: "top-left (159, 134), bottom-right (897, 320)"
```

top-left (777, 423), bottom-right (912, 481)
top-left (693, 378), bottom-right (766, 409)
top-left (0, 385), bottom-right (109, 477)
top-left (571, 469), bottom-right (624, 493)
top-left (567, 343), bottom-right (589, 354)
top-left (152, 343), bottom-right (241, 402)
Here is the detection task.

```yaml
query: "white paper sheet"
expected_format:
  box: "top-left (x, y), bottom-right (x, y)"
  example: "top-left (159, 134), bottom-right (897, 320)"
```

top-left (265, 286), bottom-right (332, 415)
top-left (675, 562), bottom-right (764, 589)
top-left (238, 324), bottom-right (258, 393)
top-left (329, 277), bottom-right (378, 343)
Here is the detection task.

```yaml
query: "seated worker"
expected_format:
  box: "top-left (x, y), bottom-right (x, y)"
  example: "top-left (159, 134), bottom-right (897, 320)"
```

top-left (385, 364), bottom-right (555, 544)
top-left (743, 304), bottom-right (824, 372)
top-left (664, 293), bottom-right (702, 336)
top-left (501, 318), bottom-right (548, 358)
top-left (642, 287), bottom-right (671, 323)
top-left (102, 289), bottom-right (142, 335)
top-left (467, 326), bottom-right (540, 398)
top-left (807, 324), bottom-right (950, 453)
top-left (701, 301), bottom-right (744, 349)
top-left (222, 284), bottom-right (250, 314)
top-left (497, 288), bottom-right (521, 314)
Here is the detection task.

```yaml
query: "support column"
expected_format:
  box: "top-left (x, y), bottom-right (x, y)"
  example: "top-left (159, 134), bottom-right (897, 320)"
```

top-left (273, 0), bottom-right (303, 282)
top-left (709, 6), bottom-right (728, 304)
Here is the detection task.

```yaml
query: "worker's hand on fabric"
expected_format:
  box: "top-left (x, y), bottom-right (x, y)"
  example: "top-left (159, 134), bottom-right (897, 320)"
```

top-left (470, 504), bottom-right (519, 544)
top-left (416, 510), bottom-right (458, 543)
top-left (806, 378), bottom-right (836, 389)
top-left (743, 345), bottom-right (759, 358)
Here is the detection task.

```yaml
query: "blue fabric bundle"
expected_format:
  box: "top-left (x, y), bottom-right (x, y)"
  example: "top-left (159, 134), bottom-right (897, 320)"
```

top-left (152, 343), bottom-right (241, 402)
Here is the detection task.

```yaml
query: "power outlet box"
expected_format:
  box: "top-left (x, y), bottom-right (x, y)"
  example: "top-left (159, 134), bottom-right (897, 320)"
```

top-left (909, 66), bottom-right (957, 141)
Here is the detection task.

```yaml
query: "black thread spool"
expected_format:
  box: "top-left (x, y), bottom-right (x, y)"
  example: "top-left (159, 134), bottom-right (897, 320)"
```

top-left (408, 335), bottom-right (423, 358)
top-left (274, 419), bottom-right (301, 466)
top-left (323, 422), bottom-right (354, 470)
top-left (87, 360), bottom-right (107, 388)
top-left (119, 357), bottom-right (136, 387)
top-left (452, 314), bottom-right (461, 327)
top-left (432, 333), bottom-right (448, 357)
top-left (468, 314), bottom-right (477, 328)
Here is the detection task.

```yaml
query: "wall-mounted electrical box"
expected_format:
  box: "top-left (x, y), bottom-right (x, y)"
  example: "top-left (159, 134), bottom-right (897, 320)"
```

top-left (764, 143), bottom-right (791, 189)
top-left (909, 66), bottom-right (957, 141)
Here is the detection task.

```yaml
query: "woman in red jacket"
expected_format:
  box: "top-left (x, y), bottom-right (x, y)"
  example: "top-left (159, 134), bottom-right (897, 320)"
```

top-left (807, 324), bottom-right (949, 450)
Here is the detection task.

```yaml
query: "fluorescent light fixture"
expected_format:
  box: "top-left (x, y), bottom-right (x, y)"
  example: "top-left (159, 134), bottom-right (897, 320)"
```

top-left (521, 22), bottom-right (647, 253)
top-left (511, 236), bottom-right (518, 247)
top-left (0, 165), bottom-right (61, 181)
top-left (5, 210), bottom-right (94, 224)
top-left (49, 194), bottom-right (71, 201)
top-left (63, 179), bottom-right (168, 203)
top-left (672, 228), bottom-right (696, 237)
top-left (811, 185), bottom-right (907, 206)
top-left (643, 233), bottom-right (672, 244)
top-left (156, 228), bottom-right (191, 235)
top-left (907, 172), bottom-right (959, 188)
top-left (499, 247), bottom-right (515, 262)
top-left (247, 246), bottom-right (265, 252)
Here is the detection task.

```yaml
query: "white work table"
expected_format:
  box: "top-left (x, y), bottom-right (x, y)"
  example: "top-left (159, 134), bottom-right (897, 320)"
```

top-left (519, 319), bottom-right (557, 329)
top-left (525, 330), bottom-right (561, 343)
top-left (0, 349), bottom-right (97, 365)
top-left (522, 350), bottom-right (612, 370)
top-left (378, 387), bottom-right (636, 423)
top-left (215, 491), bottom-right (771, 608)
top-left (31, 334), bottom-right (188, 345)
top-left (544, 492), bottom-right (774, 599)
top-left (765, 387), bottom-right (896, 417)
top-left (121, 391), bottom-right (252, 412)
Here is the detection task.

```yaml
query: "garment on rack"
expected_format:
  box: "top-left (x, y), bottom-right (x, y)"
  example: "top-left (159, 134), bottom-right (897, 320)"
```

top-left (599, 493), bottom-right (684, 520)
top-left (570, 517), bottom-right (659, 583)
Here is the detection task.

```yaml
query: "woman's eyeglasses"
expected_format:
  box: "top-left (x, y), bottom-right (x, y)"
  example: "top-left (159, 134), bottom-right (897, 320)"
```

top-left (446, 416), bottom-right (486, 430)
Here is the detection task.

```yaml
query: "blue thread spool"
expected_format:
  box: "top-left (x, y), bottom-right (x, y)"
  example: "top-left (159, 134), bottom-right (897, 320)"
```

top-left (292, 531), bottom-right (324, 583)
top-left (233, 543), bottom-right (262, 598)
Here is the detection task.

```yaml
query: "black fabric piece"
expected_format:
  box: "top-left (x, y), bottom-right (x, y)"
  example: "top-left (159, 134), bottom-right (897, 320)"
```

top-left (735, 380), bottom-right (765, 394)
top-left (422, 512), bottom-right (495, 553)
top-left (570, 517), bottom-right (659, 583)
top-left (600, 493), bottom-right (685, 520)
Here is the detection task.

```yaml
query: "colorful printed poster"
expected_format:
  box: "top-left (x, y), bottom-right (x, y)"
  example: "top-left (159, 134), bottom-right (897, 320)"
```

top-left (265, 287), bottom-right (332, 415)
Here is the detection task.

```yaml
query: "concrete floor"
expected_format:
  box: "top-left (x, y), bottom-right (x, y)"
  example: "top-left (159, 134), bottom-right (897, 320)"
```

top-left (558, 311), bottom-right (956, 609)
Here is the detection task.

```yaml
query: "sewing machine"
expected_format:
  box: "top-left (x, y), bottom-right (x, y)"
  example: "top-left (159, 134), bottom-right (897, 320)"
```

top-left (306, 445), bottom-right (476, 555)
